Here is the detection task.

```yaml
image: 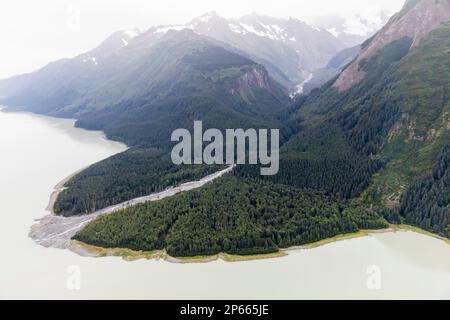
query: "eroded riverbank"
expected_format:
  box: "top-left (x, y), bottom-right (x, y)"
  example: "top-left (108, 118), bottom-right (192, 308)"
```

top-left (29, 165), bottom-right (235, 249)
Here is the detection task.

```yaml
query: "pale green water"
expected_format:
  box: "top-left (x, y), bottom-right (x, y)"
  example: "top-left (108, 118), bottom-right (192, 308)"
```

top-left (0, 109), bottom-right (449, 299)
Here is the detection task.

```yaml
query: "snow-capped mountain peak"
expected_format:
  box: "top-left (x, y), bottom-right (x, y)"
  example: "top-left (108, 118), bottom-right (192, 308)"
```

top-left (73, 11), bottom-right (372, 91)
top-left (77, 28), bottom-right (142, 66)
top-left (142, 12), bottom-right (350, 87)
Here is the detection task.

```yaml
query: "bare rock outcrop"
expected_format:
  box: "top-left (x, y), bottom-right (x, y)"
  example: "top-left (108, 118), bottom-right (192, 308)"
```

top-left (231, 67), bottom-right (272, 96)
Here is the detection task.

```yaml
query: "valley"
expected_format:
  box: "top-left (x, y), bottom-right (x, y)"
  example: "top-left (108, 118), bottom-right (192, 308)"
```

top-left (0, 0), bottom-right (448, 267)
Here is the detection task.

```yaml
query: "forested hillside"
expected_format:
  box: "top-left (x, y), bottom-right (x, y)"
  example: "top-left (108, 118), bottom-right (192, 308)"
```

top-left (74, 175), bottom-right (387, 257)
top-left (400, 144), bottom-right (449, 237)
top-left (231, 36), bottom-right (415, 203)
top-left (236, 125), bottom-right (382, 199)
top-left (1, 30), bottom-right (290, 149)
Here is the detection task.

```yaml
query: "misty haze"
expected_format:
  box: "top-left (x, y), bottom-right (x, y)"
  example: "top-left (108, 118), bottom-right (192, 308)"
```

top-left (0, 0), bottom-right (448, 303)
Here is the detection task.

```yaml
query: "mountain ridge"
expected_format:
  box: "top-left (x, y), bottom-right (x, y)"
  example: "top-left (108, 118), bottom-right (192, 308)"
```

top-left (148, 12), bottom-right (347, 88)
top-left (282, 0), bottom-right (450, 237)
top-left (0, 12), bottom-right (368, 97)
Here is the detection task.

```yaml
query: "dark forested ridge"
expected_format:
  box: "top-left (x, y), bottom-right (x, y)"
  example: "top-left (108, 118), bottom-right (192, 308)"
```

top-left (236, 125), bottom-right (383, 200)
top-left (1, 31), bottom-right (290, 150)
top-left (400, 145), bottom-right (450, 237)
top-left (74, 175), bottom-right (388, 257)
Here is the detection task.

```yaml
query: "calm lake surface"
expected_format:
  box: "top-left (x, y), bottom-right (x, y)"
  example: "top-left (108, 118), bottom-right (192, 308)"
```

top-left (0, 109), bottom-right (449, 299)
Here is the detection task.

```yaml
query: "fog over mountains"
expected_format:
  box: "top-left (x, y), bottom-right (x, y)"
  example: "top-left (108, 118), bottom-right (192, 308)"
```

top-left (311, 9), bottom-right (392, 46)
top-left (152, 12), bottom-right (343, 86)
top-left (144, 11), bottom-right (387, 89)
top-left (0, 11), bottom-right (386, 96)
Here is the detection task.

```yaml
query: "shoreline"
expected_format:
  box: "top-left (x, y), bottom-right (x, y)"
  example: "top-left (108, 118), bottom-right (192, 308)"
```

top-left (69, 225), bottom-right (450, 264)
top-left (390, 224), bottom-right (450, 245)
top-left (35, 162), bottom-right (449, 263)
top-left (23, 106), bottom-right (447, 262)
top-left (29, 165), bottom-right (235, 249)
top-left (45, 167), bottom-right (89, 213)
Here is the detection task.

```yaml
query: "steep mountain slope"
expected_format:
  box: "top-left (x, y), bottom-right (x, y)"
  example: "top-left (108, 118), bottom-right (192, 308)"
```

top-left (147, 12), bottom-right (347, 89)
top-left (0, 29), bottom-right (289, 148)
top-left (303, 45), bottom-right (360, 94)
top-left (282, 0), bottom-right (450, 237)
top-left (74, 32), bottom-right (290, 148)
top-left (334, 0), bottom-right (450, 91)
top-left (0, 12), bottom-right (354, 100)
top-left (0, 29), bottom-right (142, 114)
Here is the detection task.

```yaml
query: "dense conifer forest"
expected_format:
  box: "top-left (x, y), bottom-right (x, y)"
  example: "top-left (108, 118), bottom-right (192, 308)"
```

top-left (400, 145), bottom-right (450, 237)
top-left (74, 175), bottom-right (388, 257)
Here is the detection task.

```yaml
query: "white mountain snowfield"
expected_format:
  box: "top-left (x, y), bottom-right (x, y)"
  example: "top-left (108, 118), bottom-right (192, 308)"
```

top-left (3, 12), bottom-right (382, 99)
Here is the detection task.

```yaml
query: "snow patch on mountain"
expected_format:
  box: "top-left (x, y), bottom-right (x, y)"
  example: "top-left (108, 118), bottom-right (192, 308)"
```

top-left (230, 20), bottom-right (313, 42)
top-left (229, 23), bottom-right (247, 34)
top-left (240, 23), bottom-right (281, 40)
top-left (124, 29), bottom-right (140, 39)
top-left (327, 27), bottom-right (340, 37)
top-left (154, 25), bottom-right (194, 34)
top-left (81, 55), bottom-right (98, 65)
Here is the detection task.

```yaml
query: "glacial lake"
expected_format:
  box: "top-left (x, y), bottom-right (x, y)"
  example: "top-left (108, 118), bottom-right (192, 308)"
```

top-left (0, 109), bottom-right (449, 299)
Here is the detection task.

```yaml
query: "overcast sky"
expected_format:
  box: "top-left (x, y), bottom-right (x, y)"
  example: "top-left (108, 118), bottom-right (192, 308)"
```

top-left (1, 0), bottom-right (405, 79)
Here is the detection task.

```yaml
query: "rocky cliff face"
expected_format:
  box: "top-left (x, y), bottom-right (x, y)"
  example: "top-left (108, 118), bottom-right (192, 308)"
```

top-left (235, 68), bottom-right (271, 91)
top-left (334, 0), bottom-right (450, 91)
top-left (231, 67), bottom-right (273, 98)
